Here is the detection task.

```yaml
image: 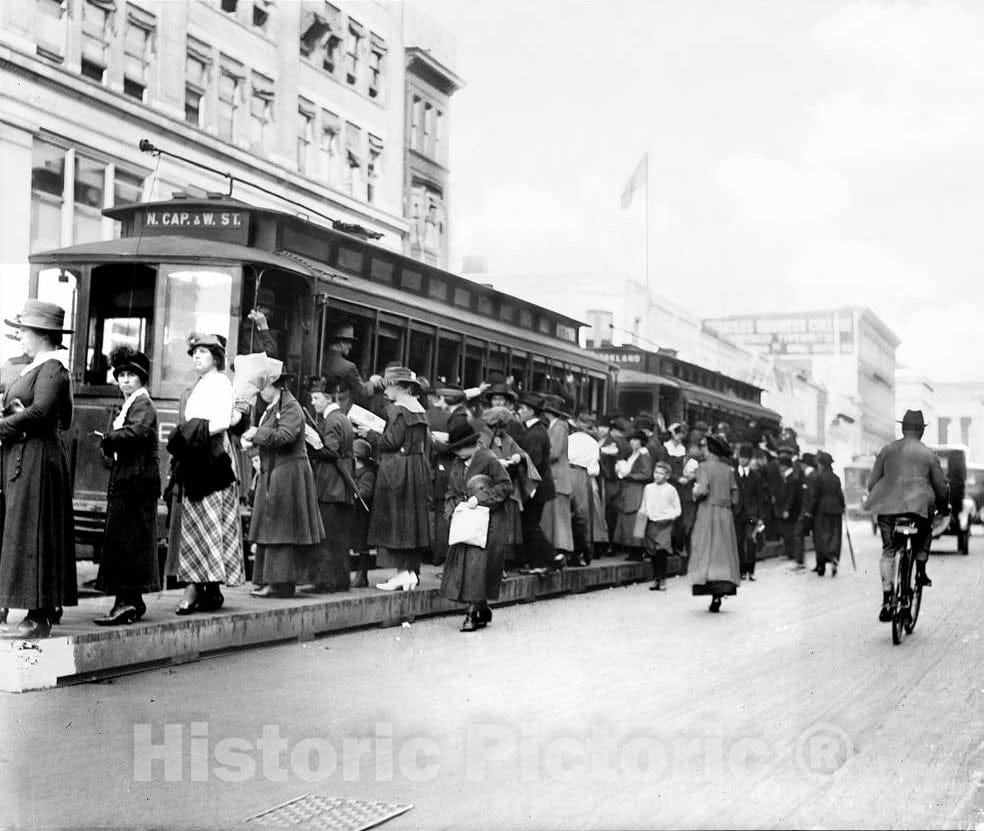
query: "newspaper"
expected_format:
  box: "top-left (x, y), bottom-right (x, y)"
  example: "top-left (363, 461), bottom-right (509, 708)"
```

top-left (347, 403), bottom-right (386, 433)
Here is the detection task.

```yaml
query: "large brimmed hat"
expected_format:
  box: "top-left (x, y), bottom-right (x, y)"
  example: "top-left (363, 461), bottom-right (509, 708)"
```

top-left (482, 405), bottom-right (515, 428)
top-left (187, 332), bottom-right (227, 355)
top-left (484, 382), bottom-right (517, 402)
top-left (541, 393), bottom-right (570, 419)
top-left (110, 346), bottom-right (151, 384)
top-left (899, 409), bottom-right (928, 429)
top-left (5, 299), bottom-right (73, 333)
top-left (706, 434), bottom-right (732, 458)
top-left (517, 391), bottom-right (545, 411)
top-left (329, 323), bottom-right (356, 341)
top-left (434, 383), bottom-right (465, 400)
top-left (815, 451), bottom-right (834, 467)
top-left (447, 421), bottom-right (482, 451)
top-left (382, 365), bottom-right (418, 386)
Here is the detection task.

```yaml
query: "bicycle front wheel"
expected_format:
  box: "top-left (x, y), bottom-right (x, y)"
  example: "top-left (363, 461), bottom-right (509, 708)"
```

top-left (891, 550), bottom-right (908, 645)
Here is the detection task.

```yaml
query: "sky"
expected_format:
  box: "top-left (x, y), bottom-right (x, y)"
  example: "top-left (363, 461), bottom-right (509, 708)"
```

top-left (419, 0), bottom-right (984, 382)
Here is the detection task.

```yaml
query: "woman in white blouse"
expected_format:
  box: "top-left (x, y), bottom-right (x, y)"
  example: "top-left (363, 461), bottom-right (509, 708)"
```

top-left (164, 333), bottom-right (244, 614)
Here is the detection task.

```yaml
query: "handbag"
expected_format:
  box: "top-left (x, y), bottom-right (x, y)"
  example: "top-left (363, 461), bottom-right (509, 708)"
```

top-left (448, 503), bottom-right (490, 548)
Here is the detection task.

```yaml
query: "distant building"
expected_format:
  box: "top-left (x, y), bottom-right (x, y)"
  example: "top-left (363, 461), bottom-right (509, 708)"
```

top-left (704, 307), bottom-right (900, 462)
top-left (0, 0), bottom-right (459, 327)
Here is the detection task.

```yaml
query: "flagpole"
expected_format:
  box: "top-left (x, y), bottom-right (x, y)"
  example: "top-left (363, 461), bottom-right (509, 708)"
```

top-left (645, 166), bottom-right (649, 292)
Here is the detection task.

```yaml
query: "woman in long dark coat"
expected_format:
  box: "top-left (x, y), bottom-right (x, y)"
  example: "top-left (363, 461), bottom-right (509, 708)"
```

top-left (305, 376), bottom-right (355, 591)
top-left (690, 434), bottom-right (741, 612)
top-left (242, 363), bottom-right (324, 598)
top-left (804, 451), bottom-right (845, 577)
top-left (478, 406), bottom-right (525, 567)
top-left (441, 423), bottom-right (513, 631)
top-left (366, 366), bottom-right (432, 591)
top-left (0, 301), bottom-right (77, 640)
top-left (613, 430), bottom-right (655, 558)
top-left (93, 348), bottom-right (160, 625)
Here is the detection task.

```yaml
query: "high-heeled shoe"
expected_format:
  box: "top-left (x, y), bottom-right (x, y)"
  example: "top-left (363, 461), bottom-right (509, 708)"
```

top-left (93, 604), bottom-right (138, 626)
top-left (132, 598), bottom-right (147, 621)
top-left (377, 571), bottom-right (416, 591)
top-left (0, 607), bottom-right (7, 625)
top-left (1, 615), bottom-right (53, 640)
top-left (709, 597), bottom-right (722, 613)
top-left (351, 572), bottom-right (369, 588)
top-left (199, 585), bottom-right (225, 610)
top-left (460, 613), bottom-right (480, 632)
top-left (474, 607), bottom-right (492, 626)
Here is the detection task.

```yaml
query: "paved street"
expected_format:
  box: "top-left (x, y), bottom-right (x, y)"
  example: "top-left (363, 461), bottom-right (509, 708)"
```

top-left (4, 522), bottom-right (984, 830)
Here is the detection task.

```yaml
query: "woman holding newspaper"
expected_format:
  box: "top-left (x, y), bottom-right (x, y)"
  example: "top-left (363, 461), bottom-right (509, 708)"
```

top-left (440, 422), bottom-right (513, 631)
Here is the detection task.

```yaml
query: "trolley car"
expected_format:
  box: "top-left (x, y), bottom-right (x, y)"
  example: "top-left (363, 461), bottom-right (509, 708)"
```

top-left (26, 193), bottom-right (611, 550)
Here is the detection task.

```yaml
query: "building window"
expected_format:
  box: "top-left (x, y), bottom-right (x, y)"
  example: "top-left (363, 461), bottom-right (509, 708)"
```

top-left (346, 19), bottom-right (363, 86)
top-left (220, 0), bottom-right (237, 13)
top-left (322, 33), bottom-right (342, 75)
top-left (320, 112), bottom-right (340, 185)
top-left (368, 33), bottom-right (386, 100)
top-left (410, 96), bottom-right (423, 151)
top-left (252, 0), bottom-right (271, 29)
top-left (250, 76), bottom-right (275, 153)
top-left (367, 135), bottom-right (382, 203)
top-left (81, 0), bottom-right (114, 84)
top-left (217, 62), bottom-right (243, 143)
top-left (185, 42), bottom-right (211, 126)
top-left (297, 102), bottom-right (314, 175)
top-left (30, 140), bottom-right (65, 254)
top-left (961, 416), bottom-right (972, 447)
top-left (123, 6), bottom-right (156, 102)
top-left (344, 122), bottom-right (363, 197)
top-left (408, 182), bottom-right (445, 264)
top-left (36, 0), bottom-right (68, 61)
top-left (30, 137), bottom-right (146, 253)
top-left (938, 417), bottom-right (950, 446)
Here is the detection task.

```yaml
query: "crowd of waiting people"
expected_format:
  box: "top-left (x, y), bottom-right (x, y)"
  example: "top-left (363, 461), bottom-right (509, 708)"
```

top-left (0, 306), bottom-right (844, 639)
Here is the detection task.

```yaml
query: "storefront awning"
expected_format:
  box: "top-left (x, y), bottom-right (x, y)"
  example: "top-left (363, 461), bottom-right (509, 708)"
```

top-left (29, 236), bottom-right (314, 276)
top-left (677, 380), bottom-right (780, 423)
top-left (614, 368), bottom-right (680, 388)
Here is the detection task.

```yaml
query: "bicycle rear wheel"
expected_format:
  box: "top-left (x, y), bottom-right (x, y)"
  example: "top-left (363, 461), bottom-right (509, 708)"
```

top-left (906, 561), bottom-right (923, 635)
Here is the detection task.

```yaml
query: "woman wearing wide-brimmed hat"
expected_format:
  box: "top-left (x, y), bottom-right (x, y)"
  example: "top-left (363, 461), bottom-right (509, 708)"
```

top-left (93, 347), bottom-right (161, 625)
top-left (365, 366), bottom-right (432, 591)
top-left (0, 300), bottom-right (77, 639)
top-left (689, 433), bottom-right (740, 612)
top-left (164, 333), bottom-right (244, 614)
top-left (241, 359), bottom-right (324, 598)
top-left (441, 422), bottom-right (513, 631)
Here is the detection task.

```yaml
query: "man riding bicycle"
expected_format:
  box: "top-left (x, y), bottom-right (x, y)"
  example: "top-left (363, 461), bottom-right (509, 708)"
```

top-left (863, 410), bottom-right (949, 623)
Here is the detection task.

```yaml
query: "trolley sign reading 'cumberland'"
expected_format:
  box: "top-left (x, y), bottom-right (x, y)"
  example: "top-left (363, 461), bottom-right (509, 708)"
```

top-left (26, 192), bottom-right (611, 550)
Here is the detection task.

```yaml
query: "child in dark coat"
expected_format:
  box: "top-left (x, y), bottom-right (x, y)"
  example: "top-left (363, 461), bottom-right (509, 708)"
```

top-left (351, 438), bottom-right (377, 587)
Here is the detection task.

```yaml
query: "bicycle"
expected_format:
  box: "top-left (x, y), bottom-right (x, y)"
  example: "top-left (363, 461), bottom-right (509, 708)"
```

top-left (889, 517), bottom-right (923, 645)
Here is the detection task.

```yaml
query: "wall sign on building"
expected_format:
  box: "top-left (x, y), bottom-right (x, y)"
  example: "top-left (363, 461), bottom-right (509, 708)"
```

top-left (704, 311), bottom-right (855, 355)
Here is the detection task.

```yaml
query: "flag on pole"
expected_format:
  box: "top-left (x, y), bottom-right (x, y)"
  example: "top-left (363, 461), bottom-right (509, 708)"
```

top-left (620, 152), bottom-right (648, 210)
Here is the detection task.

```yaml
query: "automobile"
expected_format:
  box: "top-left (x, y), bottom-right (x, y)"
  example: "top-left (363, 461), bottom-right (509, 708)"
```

top-left (931, 444), bottom-right (973, 555)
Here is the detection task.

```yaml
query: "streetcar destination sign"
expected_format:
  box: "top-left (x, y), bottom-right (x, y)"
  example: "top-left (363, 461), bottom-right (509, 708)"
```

top-left (140, 208), bottom-right (250, 243)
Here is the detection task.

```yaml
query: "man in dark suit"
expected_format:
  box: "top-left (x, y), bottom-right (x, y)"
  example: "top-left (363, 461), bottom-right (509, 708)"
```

top-left (775, 444), bottom-right (804, 567)
top-left (734, 443), bottom-right (767, 580)
top-left (516, 392), bottom-right (562, 572)
top-left (864, 409), bottom-right (949, 622)
top-left (321, 323), bottom-right (378, 413)
top-left (599, 416), bottom-right (631, 555)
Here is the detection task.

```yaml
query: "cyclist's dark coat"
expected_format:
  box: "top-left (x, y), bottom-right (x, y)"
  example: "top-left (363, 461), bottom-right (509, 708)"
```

top-left (864, 437), bottom-right (948, 518)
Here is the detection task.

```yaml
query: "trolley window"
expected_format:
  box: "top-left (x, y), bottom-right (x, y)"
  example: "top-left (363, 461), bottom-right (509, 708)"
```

top-left (35, 266), bottom-right (80, 366)
top-left (159, 265), bottom-right (240, 387)
top-left (436, 330), bottom-right (462, 384)
top-left (84, 263), bottom-right (155, 386)
top-left (408, 322), bottom-right (436, 381)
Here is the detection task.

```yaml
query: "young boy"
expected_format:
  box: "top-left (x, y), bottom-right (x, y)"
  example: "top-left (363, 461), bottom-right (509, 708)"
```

top-left (640, 461), bottom-right (682, 591)
top-left (350, 438), bottom-right (377, 587)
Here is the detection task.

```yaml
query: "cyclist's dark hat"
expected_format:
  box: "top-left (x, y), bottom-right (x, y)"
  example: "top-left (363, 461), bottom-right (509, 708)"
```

top-left (899, 409), bottom-right (928, 429)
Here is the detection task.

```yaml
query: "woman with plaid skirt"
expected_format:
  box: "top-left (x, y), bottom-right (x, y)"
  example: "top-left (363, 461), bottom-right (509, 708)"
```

top-left (164, 333), bottom-right (244, 614)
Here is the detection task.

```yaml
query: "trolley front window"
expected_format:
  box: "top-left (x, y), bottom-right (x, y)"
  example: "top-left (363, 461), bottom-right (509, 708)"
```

top-left (160, 265), bottom-right (241, 386)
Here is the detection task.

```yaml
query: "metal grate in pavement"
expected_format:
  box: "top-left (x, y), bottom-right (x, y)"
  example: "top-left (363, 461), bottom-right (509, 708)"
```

top-left (245, 795), bottom-right (412, 831)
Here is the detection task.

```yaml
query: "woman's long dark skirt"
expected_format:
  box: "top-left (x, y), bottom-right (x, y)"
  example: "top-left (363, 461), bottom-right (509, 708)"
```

top-left (306, 502), bottom-right (352, 589)
top-left (95, 484), bottom-right (161, 595)
top-left (440, 543), bottom-right (504, 604)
